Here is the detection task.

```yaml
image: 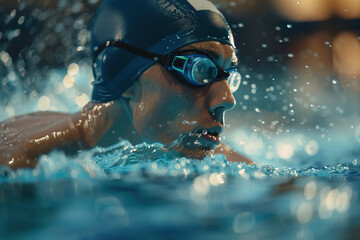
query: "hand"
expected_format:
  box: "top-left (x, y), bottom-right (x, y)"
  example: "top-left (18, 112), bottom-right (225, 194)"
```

top-left (215, 142), bottom-right (254, 164)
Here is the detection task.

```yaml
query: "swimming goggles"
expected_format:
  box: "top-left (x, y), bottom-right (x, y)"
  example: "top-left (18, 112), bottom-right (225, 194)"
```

top-left (93, 40), bottom-right (241, 93)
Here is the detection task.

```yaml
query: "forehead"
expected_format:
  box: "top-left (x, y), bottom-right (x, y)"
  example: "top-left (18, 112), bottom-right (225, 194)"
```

top-left (177, 41), bottom-right (238, 67)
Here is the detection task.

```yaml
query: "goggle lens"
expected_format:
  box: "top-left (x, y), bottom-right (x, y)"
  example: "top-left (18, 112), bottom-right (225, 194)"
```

top-left (227, 70), bottom-right (241, 93)
top-left (191, 58), bottom-right (218, 85)
top-left (170, 54), bottom-right (241, 93)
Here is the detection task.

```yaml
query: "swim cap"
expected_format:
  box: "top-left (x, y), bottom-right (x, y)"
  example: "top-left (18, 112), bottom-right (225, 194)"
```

top-left (90, 0), bottom-right (235, 102)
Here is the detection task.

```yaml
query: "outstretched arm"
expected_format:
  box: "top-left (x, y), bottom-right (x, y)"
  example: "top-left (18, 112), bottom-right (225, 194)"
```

top-left (165, 136), bottom-right (254, 164)
top-left (0, 101), bottom-right (120, 169)
top-left (1, 111), bottom-right (83, 169)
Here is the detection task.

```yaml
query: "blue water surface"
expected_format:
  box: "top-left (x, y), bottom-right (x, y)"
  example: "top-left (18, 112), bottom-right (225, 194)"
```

top-left (1, 138), bottom-right (360, 240)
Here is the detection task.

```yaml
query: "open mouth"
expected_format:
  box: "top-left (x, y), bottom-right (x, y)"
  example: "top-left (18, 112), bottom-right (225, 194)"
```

top-left (166, 126), bottom-right (223, 154)
top-left (196, 129), bottom-right (221, 143)
top-left (189, 126), bottom-right (223, 147)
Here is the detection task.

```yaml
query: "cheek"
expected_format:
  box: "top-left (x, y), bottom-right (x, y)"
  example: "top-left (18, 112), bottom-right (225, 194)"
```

top-left (132, 91), bottom-right (200, 142)
top-left (131, 97), bottom-right (159, 136)
top-left (131, 90), bottom-right (175, 134)
top-left (130, 66), bottom-right (208, 143)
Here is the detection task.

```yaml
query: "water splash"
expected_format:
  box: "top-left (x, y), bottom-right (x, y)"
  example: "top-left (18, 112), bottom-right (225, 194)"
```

top-left (1, 139), bottom-right (360, 183)
top-left (0, 150), bottom-right (103, 182)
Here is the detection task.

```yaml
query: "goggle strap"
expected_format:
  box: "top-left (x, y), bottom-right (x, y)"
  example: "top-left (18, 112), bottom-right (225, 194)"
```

top-left (93, 40), bottom-right (167, 64)
top-left (163, 54), bottom-right (175, 67)
top-left (217, 69), bottom-right (230, 80)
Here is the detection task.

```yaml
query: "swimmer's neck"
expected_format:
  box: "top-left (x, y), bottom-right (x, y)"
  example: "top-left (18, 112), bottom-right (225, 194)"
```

top-left (95, 99), bottom-right (141, 147)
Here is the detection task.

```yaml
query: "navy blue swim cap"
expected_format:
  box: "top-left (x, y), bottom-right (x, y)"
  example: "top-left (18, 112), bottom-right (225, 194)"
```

top-left (90, 0), bottom-right (235, 102)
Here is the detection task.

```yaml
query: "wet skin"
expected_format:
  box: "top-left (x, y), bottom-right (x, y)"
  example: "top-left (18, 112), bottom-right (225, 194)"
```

top-left (0, 41), bottom-right (253, 169)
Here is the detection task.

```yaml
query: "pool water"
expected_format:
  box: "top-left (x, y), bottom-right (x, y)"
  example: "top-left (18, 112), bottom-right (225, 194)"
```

top-left (1, 139), bottom-right (360, 240)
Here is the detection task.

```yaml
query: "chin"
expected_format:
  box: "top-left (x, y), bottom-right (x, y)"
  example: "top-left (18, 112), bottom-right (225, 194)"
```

top-left (165, 132), bottom-right (220, 159)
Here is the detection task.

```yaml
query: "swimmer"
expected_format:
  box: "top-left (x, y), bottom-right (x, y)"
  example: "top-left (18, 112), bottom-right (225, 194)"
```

top-left (0, 0), bottom-right (253, 169)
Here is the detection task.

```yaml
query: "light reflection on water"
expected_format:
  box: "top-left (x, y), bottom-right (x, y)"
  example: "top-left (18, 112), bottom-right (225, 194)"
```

top-left (0, 139), bottom-right (359, 239)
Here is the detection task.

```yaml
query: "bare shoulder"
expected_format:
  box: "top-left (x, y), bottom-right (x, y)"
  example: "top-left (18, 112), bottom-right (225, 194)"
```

top-left (0, 100), bottom-right (124, 169)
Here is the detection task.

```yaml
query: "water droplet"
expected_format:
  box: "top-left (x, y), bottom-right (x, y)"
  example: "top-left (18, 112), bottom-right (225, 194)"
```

top-left (38, 96), bottom-right (50, 111)
top-left (182, 120), bottom-right (197, 125)
top-left (352, 159), bottom-right (358, 166)
top-left (10, 9), bottom-right (16, 18)
top-left (67, 63), bottom-right (79, 76)
top-left (276, 143), bottom-right (294, 160)
top-left (233, 212), bottom-right (256, 233)
top-left (18, 16), bottom-right (25, 25)
top-left (138, 102), bottom-right (145, 112)
top-left (76, 94), bottom-right (89, 108)
top-left (305, 140), bottom-right (319, 156)
top-left (63, 75), bottom-right (75, 88)
top-left (355, 125), bottom-right (360, 143)
top-left (296, 202), bottom-right (313, 223)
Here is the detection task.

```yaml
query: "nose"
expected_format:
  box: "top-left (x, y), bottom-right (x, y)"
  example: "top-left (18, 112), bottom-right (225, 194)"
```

top-left (208, 80), bottom-right (236, 125)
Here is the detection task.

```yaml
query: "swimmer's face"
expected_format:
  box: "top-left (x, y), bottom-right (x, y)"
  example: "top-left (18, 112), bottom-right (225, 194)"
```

top-left (124, 41), bottom-right (237, 158)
